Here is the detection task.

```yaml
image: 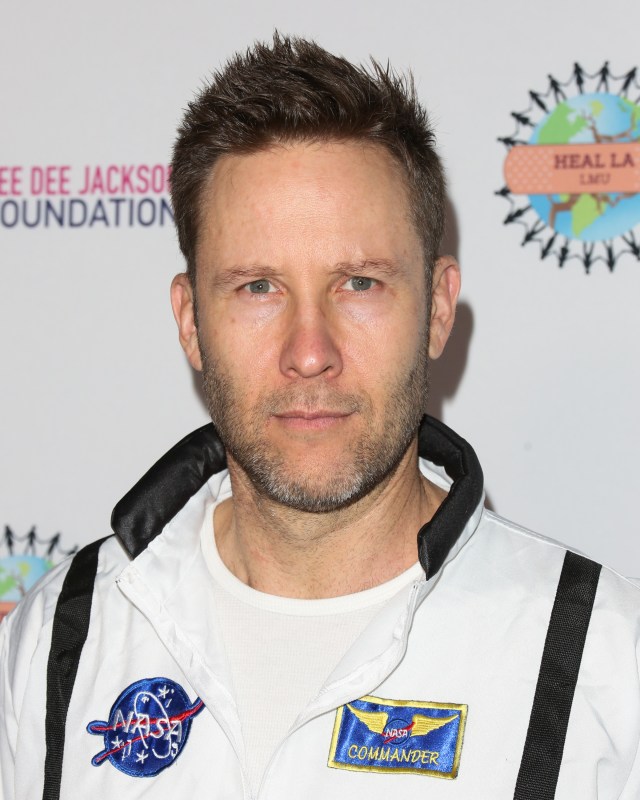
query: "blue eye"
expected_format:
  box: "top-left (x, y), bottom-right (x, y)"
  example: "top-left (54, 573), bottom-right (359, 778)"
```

top-left (246, 279), bottom-right (273, 294)
top-left (346, 276), bottom-right (375, 291)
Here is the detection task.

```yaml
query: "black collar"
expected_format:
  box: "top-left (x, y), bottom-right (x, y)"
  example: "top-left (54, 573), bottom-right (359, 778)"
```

top-left (111, 415), bottom-right (483, 579)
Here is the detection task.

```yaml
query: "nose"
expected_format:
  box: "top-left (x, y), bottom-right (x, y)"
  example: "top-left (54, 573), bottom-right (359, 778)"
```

top-left (279, 301), bottom-right (343, 380)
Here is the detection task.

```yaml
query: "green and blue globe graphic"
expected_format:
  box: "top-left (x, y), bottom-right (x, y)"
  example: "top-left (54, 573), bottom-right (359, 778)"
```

top-left (0, 555), bottom-right (52, 602)
top-left (528, 93), bottom-right (640, 241)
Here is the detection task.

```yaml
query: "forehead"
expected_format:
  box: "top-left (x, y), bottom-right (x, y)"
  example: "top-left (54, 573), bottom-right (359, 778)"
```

top-left (196, 141), bottom-right (421, 272)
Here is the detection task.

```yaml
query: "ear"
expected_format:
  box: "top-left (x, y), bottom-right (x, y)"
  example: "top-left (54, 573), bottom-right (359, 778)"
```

top-left (428, 255), bottom-right (461, 360)
top-left (170, 273), bottom-right (203, 371)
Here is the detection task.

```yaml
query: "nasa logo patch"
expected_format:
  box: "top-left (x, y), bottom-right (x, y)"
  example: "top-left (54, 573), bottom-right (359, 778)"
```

top-left (87, 677), bottom-right (204, 777)
top-left (328, 695), bottom-right (467, 778)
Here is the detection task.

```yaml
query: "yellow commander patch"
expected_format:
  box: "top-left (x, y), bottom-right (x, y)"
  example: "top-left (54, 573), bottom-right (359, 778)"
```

top-left (328, 695), bottom-right (467, 778)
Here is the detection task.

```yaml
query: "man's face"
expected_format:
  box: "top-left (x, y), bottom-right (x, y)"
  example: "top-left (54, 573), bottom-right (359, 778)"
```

top-left (175, 141), bottom-right (447, 512)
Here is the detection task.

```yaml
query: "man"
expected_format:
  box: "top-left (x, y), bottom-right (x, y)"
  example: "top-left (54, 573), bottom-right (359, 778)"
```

top-left (1, 34), bottom-right (639, 800)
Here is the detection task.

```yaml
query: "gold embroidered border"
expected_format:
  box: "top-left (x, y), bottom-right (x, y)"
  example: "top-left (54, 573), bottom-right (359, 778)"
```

top-left (327, 694), bottom-right (468, 779)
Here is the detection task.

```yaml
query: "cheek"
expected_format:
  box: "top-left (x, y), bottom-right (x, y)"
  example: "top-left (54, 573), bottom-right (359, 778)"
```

top-left (202, 319), bottom-right (282, 397)
top-left (344, 297), bottom-right (427, 370)
top-left (223, 301), bottom-right (288, 374)
top-left (201, 300), bottom-right (279, 356)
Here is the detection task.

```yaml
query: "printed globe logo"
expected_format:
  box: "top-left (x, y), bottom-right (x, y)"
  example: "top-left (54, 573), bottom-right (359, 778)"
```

top-left (497, 63), bottom-right (640, 272)
top-left (0, 526), bottom-right (76, 621)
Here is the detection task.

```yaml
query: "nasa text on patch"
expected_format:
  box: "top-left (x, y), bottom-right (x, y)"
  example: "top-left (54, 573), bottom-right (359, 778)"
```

top-left (328, 695), bottom-right (467, 778)
top-left (87, 677), bottom-right (204, 777)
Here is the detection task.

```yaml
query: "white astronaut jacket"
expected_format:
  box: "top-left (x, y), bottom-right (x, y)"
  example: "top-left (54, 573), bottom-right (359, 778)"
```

top-left (1, 416), bottom-right (639, 800)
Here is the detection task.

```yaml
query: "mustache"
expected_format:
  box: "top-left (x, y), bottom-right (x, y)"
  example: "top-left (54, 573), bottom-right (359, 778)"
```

top-left (260, 388), bottom-right (367, 416)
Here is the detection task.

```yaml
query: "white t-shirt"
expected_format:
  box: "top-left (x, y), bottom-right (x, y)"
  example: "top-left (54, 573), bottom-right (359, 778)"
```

top-left (200, 510), bottom-right (424, 796)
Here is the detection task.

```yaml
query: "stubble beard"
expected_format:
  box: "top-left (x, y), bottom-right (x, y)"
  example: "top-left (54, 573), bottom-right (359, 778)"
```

top-left (200, 341), bottom-right (429, 514)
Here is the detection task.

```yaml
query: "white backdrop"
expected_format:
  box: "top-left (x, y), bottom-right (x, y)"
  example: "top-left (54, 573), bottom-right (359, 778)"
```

top-left (1, 0), bottom-right (639, 609)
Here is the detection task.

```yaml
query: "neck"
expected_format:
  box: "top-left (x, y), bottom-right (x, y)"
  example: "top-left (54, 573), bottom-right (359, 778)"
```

top-left (213, 439), bottom-right (446, 599)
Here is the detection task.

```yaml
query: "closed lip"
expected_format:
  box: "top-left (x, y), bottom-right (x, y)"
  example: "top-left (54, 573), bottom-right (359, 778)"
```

top-left (274, 410), bottom-right (353, 420)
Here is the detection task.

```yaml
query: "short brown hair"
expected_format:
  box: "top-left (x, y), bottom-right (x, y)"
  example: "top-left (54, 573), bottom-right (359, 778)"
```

top-left (171, 33), bottom-right (445, 288)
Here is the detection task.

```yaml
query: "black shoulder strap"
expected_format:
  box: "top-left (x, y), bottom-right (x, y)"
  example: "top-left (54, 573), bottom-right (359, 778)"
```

top-left (513, 550), bottom-right (602, 799)
top-left (43, 537), bottom-right (108, 800)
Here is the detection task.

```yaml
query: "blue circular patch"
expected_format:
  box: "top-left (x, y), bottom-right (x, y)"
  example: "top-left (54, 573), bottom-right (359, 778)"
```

top-left (87, 677), bottom-right (204, 777)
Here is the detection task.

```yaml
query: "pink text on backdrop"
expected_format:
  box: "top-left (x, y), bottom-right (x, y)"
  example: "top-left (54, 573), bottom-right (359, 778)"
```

top-left (0, 166), bottom-right (23, 196)
top-left (0, 164), bottom-right (171, 197)
top-left (79, 165), bottom-right (171, 195)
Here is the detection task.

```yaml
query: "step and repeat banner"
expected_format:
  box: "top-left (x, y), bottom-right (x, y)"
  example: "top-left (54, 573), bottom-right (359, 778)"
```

top-left (1, 0), bottom-right (639, 616)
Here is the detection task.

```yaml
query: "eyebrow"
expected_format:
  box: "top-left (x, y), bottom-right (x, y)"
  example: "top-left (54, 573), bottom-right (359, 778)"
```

top-left (332, 258), bottom-right (403, 277)
top-left (213, 265), bottom-right (281, 291)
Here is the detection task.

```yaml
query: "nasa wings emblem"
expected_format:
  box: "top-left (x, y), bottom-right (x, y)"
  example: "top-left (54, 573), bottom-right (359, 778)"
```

top-left (87, 677), bottom-right (204, 777)
top-left (328, 695), bottom-right (467, 778)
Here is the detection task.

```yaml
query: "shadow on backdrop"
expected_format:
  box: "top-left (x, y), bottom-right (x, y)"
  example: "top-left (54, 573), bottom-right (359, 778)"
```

top-left (427, 196), bottom-right (495, 511)
top-left (426, 193), bottom-right (469, 422)
top-left (426, 300), bottom-right (473, 424)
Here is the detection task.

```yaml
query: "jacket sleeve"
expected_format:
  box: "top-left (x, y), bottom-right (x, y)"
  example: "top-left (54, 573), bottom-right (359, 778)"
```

top-left (0, 561), bottom-right (72, 800)
top-left (620, 746), bottom-right (640, 799)
top-left (618, 598), bottom-right (640, 799)
top-left (0, 614), bottom-right (19, 800)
